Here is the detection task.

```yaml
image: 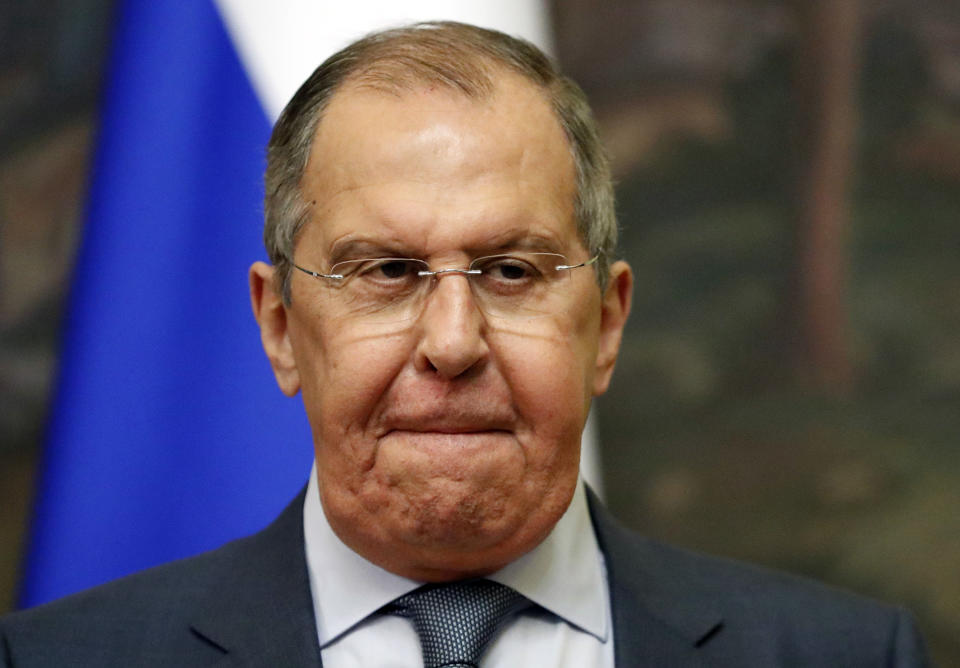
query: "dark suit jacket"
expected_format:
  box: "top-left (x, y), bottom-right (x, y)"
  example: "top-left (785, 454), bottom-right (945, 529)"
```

top-left (1, 488), bottom-right (929, 666)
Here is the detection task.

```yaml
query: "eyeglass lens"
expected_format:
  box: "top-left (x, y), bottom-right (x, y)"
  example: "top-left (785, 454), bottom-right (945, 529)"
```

top-left (323, 252), bottom-right (575, 324)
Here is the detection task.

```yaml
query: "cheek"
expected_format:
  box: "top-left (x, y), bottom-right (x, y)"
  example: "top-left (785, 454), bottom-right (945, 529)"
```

top-left (490, 329), bottom-right (592, 450)
top-left (292, 321), bottom-right (410, 463)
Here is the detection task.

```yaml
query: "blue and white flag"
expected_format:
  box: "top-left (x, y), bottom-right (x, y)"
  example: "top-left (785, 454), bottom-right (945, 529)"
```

top-left (21, 0), bottom-right (562, 608)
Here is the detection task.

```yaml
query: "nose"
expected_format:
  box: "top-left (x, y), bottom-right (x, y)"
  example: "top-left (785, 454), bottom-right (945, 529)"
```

top-left (414, 272), bottom-right (489, 379)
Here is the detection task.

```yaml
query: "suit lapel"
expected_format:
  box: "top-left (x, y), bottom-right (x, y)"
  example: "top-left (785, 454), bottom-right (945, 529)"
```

top-left (188, 488), bottom-right (324, 667)
top-left (587, 489), bottom-right (723, 667)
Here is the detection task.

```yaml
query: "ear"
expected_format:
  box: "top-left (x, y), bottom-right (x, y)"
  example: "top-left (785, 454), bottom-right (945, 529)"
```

top-left (249, 261), bottom-right (301, 397)
top-left (593, 260), bottom-right (632, 396)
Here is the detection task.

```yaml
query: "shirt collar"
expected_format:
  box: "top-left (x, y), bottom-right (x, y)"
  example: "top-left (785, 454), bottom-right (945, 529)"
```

top-left (486, 479), bottom-right (608, 640)
top-left (303, 463), bottom-right (609, 647)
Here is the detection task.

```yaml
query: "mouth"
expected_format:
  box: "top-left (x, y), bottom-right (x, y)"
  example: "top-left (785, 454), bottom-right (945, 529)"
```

top-left (390, 426), bottom-right (511, 435)
top-left (380, 428), bottom-right (514, 449)
top-left (377, 404), bottom-right (516, 443)
top-left (381, 414), bottom-right (514, 436)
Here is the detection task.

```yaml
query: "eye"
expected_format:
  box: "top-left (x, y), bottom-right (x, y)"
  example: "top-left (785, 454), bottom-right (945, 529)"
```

top-left (494, 262), bottom-right (529, 280)
top-left (477, 255), bottom-right (540, 282)
top-left (343, 258), bottom-right (422, 282)
top-left (374, 259), bottom-right (417, 279)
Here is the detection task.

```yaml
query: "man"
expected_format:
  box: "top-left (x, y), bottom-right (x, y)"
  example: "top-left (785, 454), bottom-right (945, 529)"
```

top-left (1, 22), bottom-right (928, 667)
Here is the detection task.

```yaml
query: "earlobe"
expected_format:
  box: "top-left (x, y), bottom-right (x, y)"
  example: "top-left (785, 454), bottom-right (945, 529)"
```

top-left (592, 260), bottom-right (633, 396)
top-left (249, 261), bottom-right (301, 397)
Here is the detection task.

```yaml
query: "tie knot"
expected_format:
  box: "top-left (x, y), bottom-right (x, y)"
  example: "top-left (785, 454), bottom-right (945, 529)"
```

top-left (387, 580), bottom-right (530, 668)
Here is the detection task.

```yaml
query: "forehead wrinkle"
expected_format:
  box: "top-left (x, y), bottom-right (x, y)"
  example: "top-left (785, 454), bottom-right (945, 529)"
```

top-left (303, 188), bottom-right (578, 263)
top-left (319, 175), bottom-right (570, 233)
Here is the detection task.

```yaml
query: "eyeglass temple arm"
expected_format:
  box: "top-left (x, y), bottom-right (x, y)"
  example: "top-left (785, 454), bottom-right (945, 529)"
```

top-left (292, 263), bottom-right (344, 280)
top-left (556, 255), bottom-right (599, 271)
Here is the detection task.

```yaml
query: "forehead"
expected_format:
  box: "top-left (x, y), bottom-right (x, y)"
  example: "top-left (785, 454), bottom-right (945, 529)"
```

top-left (298, 72), bottom-right (579, 256)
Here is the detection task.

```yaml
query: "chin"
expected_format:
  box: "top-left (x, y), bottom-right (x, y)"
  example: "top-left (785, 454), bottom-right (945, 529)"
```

top-left (322, 463), bottom-right (579, 580)
top-left (396, 476), bottom-right (576, 576)
top-left (403, 486), bottom-right (514, 546)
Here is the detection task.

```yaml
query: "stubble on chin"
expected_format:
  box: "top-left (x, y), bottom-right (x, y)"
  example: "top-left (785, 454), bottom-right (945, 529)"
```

top-left (317, 424), bottom-right (579, 578)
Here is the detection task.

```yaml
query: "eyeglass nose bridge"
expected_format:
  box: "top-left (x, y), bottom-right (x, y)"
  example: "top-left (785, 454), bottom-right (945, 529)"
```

top-left (416, 267), bottom-right (485, 311)
top-left (413, 267), bottom-right (487, 323)
top-left (417, 268), bottom-right (483, 278)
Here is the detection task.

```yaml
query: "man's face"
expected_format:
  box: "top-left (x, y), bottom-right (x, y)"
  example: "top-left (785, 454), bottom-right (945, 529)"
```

top-left (251, 72), bottom-right (631, 580)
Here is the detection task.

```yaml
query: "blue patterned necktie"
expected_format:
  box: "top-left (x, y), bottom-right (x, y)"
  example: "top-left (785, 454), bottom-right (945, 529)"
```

top-left (386, 579), bottom-right (531, 668)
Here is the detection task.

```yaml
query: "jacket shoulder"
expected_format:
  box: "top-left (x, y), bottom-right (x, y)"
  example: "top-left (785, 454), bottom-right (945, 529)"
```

top-left (653, 539), bottom-right (927, 665)
top-left (589, 494), bottom-right (929, 666)
top-left (1, 535), bottom-right (248, 667)
top-left (1, 490), bottom-right (312, 667)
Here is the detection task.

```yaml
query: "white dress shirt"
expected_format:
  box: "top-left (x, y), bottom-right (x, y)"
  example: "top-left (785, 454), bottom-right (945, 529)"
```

top-left (303, 464), bottom-right (615, 667)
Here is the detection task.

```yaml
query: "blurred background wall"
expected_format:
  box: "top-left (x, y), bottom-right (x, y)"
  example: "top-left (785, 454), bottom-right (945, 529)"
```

top-left (1, 0), bottom-right (957, 663)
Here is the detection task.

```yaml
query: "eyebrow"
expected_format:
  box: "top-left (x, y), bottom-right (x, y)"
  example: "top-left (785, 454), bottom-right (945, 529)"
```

top-left (326, 231), bottom-right (568, 265)
top-left (490, 235), bottom-right (566, 255)
top-left (328, 239), bottom-right (412, 265)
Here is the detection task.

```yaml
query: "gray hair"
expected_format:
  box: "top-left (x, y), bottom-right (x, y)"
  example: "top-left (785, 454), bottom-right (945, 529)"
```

top-left (264, 21), bottom-right (617, 302)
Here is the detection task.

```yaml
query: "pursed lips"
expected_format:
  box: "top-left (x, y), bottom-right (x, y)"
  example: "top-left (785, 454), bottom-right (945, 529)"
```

top-left (374, 393), bottom-right (518, 441)
top-left (384, 423), bottom-right (513, 435)
top-left (381, 417), bottom-right (513, 446)
top-left (379, 415), bottom-right (515, 438)
top-left (378, 428), bottom-right (515, 455)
